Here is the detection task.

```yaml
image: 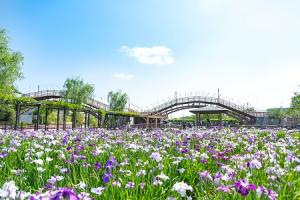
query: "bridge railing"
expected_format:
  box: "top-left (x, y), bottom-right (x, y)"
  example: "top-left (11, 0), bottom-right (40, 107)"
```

top-left (85, 98), bottom-right (109, 110)
top-left (23, 90), bottom-right (110, 110)
top-left (145, 96), bottom-right (247, 114)
top-left (23, 90), bottom-right (61, 98)
top-left (22, 90), bottom-right (140, 112)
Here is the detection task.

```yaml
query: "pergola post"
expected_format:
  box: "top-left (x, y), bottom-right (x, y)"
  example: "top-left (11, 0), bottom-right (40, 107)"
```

top-left (114, 115), bottom-right (117, 128)
top-left (72, 109), bottom-right (76, 130)
top-left (4, 121), bottom-right (7, 133)
top-left (146, 117), bottom-right (149, 128)
top-left (63, 107), bottom-right (67, 131)
top-left (87, 112), bottom-right (90, 128)
top-left (14, 103), bottom-right (20, 130)
top-left (97, 113), bottom-right (102, 128)
top-left (45, 107), bottom-right (48, 130)
top-left (206, 114), bottom-right (210, 127)
top-left (104, 114), bottom-right (108, 129)
top-left (57, 109), bottom-right (60, 130)
top-left (84, 112), bottom-right (88, 129)
top-left (35, 105), bottom-right (40, 130)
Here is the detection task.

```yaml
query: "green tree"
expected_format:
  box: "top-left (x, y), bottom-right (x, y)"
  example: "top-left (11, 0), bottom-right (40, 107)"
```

top-left (0, 29), bottom-right (23, 95)
top-left (291, 92), bottom-right (300, 110)
top-left (76, 112), bottom-right (85, 126)
top-left (0, 29), bottom-right (23, 122)
top-left (288, 91), bottom-right (300, 118)
top-left (62, 77), bottom-right (94, 105)
top-left (48, 111), bottom-right (57, 124)
top-left (107, 90), bottom-right (129, 111)
top-left (245, 107), bottom-right (256, 112)
top-left (267, 108), bottom-right (287, 124)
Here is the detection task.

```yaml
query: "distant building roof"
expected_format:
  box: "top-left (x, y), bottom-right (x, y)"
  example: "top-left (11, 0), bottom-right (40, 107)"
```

top-left (190, 106), bottom-right (228, 114)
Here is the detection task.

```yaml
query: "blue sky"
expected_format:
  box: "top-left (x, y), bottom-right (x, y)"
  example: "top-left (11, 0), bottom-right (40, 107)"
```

top-left (1, 0), bottom-right (300, 115)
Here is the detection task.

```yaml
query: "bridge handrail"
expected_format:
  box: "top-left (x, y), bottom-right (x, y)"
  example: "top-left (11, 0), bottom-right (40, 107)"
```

top-left (22, 90), bottom-right (140, 112)
top-left (146, 95), bottom-right (247, 114)
top-left (23, 90), bottom-right (110, 110)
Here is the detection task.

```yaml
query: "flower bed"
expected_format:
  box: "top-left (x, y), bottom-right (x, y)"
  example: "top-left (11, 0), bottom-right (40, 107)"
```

top-left (0, 128), bottom-right (299, 199)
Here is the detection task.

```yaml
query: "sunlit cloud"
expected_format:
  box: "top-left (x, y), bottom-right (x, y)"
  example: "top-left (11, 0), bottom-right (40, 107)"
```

top-left (113, 73), bottom-right (134, 80)
top-left (120, 46), bottom-right (174, 65)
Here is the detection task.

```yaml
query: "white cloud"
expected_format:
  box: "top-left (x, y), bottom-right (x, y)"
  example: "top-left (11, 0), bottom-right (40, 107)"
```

top-left (113, 73), bottom-right (134, 80)
top-left (120, 46), bottom-right (174, 65)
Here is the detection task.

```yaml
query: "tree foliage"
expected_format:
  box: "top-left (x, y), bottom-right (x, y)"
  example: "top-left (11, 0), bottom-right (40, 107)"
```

top-left (0, 29), bottom-right (23, 95)
top-left (290, 92), bottom-right (300, 110)
top-left (267, 108), bottom-right (287, 123)
top-left (62, 77), bottom-right (94, 105)
top-left (288, 92), bottom-right (300, 118)
top-left (107, 90), bottom-right (129, 111)
top-left (0, 29), bottom-right (23, 121)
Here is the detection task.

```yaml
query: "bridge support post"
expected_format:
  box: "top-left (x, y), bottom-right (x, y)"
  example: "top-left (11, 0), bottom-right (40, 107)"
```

top-left (155, 118), bottom-right (158, 128)
top-left (199, 114), bottom-right (201, 127)
top-left (57, 109), bottom-right (60, 130)
top-left (195, 113), bottom-right (201, 128)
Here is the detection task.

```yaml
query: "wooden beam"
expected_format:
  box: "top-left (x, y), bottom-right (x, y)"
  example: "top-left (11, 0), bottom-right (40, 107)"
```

top-left (57, 109), bottom-right (60, 130)
top-left (45, 107), bottom-right (48, 130)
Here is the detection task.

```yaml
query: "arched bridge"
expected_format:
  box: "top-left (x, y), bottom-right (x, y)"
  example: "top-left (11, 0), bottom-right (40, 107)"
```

top-left (22, 90), bottom-right (143, 113)
top-left (142, 96), bottom-right (259, 123)
top-left (22, 90), bottom-right (109, 110)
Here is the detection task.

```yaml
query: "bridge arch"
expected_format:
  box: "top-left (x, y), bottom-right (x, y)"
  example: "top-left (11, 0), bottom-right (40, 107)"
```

top-left (143, 96), bottom-right (256, 123)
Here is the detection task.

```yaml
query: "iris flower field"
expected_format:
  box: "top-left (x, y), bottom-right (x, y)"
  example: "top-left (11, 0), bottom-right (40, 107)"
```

top-left (0, 128), bottom-right (299, 199)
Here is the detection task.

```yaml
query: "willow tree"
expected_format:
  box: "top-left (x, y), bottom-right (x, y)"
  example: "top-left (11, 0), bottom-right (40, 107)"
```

top-left (107, 90), bottom-right (129, 111)
top-left (0, 29), bottom-right (23, 95)
top-left (289, 92), bottom-right (300, 118)
top-left (62, 77), bottom-right (95, 105)
top-left (0, 29), bottom-right (24, 122)
top-left (267, 108), bottom-right (287, 124)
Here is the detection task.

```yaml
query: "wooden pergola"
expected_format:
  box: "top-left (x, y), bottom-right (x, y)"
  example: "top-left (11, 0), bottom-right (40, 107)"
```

top-left (0, 99), bottom-right (137, 131)
top-left (190, 106), bottom-right (228, 127)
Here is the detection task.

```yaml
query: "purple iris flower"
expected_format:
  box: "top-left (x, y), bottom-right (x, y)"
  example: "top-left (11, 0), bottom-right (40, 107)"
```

top-left (94, 161), bottom-right (102, 170)
top-left (175, 141), bottom-right (182, 147)
top-left (217, 185), bottom-right (231, 193)
top-left (238, 186), bottom-right (249, 196)
top-left (44, 183), bottom-right (54, 190)
top-left (267, 189), bottom-right (278, 200)
top-left (234, 179), bottom-right (256, 197)
top-left (50, 188), bottom-right (79, 200)
top-left (62, 136), bottom-right (68, 145)
top-left (76, 145), bottom-right (84, 153)
top-left (66, 146), bottom-right (72, 152)
top-left (102, 171), bottom-right (113, 183)
top-left (0, 152), bottom-right (8, 158)
top-left (194, 144), bottom-right (201, 151)
top-left (105, 156), bottom-right (118, 169)
top-left (181, 148), bottom-right (189, 154)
